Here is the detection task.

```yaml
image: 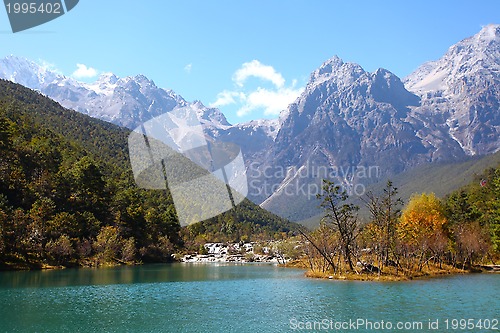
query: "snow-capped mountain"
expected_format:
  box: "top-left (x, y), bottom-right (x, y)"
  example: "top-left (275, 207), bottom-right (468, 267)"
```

top-left (251, 58), bottom-right (435, 220)
top-left (249, 25), bottom-right (500, 221)
top-left (0, 55), bottom-right (190, 128)
top-left (405, 24), bottom-right (500, 156)
top-left (43, 73), bottom-right (189, 129)
top-left (0, 55), bottom-right (60, 91)
top-left (0, 55), bottom-right (278, 158)
top-left (405, 24), bottom-right (499, 94)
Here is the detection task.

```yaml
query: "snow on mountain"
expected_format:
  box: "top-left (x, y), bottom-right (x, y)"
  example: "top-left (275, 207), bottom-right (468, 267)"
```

top-left (190, 100), bottom-right (231, 129)
top-left (0, 55), bottom-right (280, 161)
top-left (0, 55), bottom-right (61, 90)
top-left (405, 24), bottom-right (500, 95)
top-left (85, 72), bottom-right (119, 96)
top-left (0, 56), bottom-right (258, 128)
top-left (235, 118), bottom-right (280, 139)
top-left (307, 55), bottom-right (365, 92)
top-left (405, 24), bottom-right (500, 156)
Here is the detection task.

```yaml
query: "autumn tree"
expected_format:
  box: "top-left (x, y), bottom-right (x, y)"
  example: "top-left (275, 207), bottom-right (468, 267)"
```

top-left (300, 223), bottom-right (340, 273)
top-left (398, 193), bottom-right (448, 271)
top-left (93, 226), bottom-right (122, 265)
top-left (453, 222), bottom-right (490, 269)
top-left (45, 235), bottom-right (74, 265)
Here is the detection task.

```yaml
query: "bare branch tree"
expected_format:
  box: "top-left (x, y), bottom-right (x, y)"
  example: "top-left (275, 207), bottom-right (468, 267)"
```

top-left (317, 180), bottom-right (359, 272)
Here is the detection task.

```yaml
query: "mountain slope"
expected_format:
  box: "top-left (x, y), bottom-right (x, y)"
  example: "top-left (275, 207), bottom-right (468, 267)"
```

top-left (295, 150), bottom-right (500, 229)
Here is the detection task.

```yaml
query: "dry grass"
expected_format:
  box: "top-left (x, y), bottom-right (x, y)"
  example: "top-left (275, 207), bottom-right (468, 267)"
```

top-left (290, 258), bottom-right (472, 282)
top-left (305, 270), bottom-right (410, 281)
top-left (282, 259), bottom-right (309, 269)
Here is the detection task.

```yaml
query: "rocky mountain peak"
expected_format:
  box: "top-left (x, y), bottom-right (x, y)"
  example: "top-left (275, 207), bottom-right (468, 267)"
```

top-left (190, 100), bottom-right (231, 128)
top-left (475, 24), bottom-right (500, 43)
top-left (405, 24), bottom-right (500, 94)
top-left (403, 25), bottom-right (499, 156)
top-left (97, 72), bottom-right (118, 85)
top-left (308, 55), bottom-right (365, 90)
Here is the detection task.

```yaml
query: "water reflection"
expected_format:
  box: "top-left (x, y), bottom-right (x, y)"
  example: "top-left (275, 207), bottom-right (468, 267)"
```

top-left (0, 263), bottom-right (300, 289)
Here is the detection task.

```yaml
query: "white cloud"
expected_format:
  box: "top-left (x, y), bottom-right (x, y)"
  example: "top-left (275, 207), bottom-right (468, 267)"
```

top-left (233, 60), bottom-right (285, 88)
top-left (211, 90), bottom-right (245, 108)
top-left (184, 63), bottom-right (192, 73)
top-left (212, 60), bottom-right (304, 119)
top-left (72, 63), bottom-right (98, 79)
top-left (236, 86), bottom-right (303, 117)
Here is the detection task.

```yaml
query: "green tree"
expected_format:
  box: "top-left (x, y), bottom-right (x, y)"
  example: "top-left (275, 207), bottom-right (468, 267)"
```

top-left (317, 180), bottom-right (359, 271)
top-left (445, 190), bottom-right (481, 225)
top-left (46, 212), bottom-right (79, 239)
top-left (121, 237), bottom-right (136, 263)
top-left (489, 169), bottom-right (500, 252)
top-left (0, 208), bottom-right (6, 256)
top-left (29, 197), bottom-right (56, 255)
top-left (93, 226), bottom-right (122, 265)
top-left (0, 116), bottom-right (13, 150)
top-left (69, 156), bottom-right (110, 223)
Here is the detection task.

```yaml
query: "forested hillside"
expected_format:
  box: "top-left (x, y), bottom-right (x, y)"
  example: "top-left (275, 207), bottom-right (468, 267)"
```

top-left (0, 80), bottom-right (293, 269)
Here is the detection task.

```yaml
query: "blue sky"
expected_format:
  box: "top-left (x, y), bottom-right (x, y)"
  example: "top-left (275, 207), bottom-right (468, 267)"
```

top-left (0, 0), bottom-right (499, 124)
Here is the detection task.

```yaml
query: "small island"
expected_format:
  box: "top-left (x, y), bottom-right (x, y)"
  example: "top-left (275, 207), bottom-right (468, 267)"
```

top-left (282, 178), bottom-right (500, 281)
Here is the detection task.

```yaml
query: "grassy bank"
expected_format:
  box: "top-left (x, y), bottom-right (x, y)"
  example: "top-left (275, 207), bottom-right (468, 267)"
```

top-left (285, 259), bottom-right (497, 281)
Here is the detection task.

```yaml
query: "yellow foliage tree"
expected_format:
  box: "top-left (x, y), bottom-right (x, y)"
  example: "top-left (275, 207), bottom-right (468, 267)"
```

top-left (398, 193), bottom-right (447, 247)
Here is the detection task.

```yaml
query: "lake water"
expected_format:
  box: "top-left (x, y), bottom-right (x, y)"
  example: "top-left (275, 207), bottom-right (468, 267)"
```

top-left (0, 264), bottom-right (498, 332)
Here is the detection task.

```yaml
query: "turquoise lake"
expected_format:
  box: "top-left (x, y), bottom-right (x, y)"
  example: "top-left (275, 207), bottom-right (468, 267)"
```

top-left (0, 264), bottom-right (498, 332)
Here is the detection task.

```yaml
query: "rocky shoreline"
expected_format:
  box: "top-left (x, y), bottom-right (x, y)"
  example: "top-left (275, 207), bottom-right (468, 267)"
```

top-left (181, 253), bottom-right (282, 263)
top-left (180, 242), bottom-right (288, 264)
